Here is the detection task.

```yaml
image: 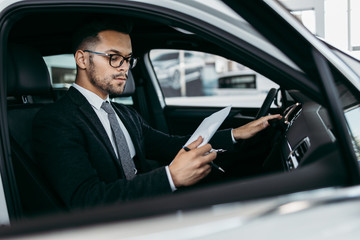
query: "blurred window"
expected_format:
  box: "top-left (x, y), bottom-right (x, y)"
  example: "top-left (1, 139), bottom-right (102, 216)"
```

top-left (345, 105), bottom-right (360, 162)
top-left (149, 49), bottom-right (278, 107)
top-left (291, 9), bottom-right (316, 34)
top-left (350, 0), bottom-right (360, 51)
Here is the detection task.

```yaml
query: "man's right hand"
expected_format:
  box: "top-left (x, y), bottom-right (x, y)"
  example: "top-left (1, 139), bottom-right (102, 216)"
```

top-left (169, 136), bottom-right (216, 187)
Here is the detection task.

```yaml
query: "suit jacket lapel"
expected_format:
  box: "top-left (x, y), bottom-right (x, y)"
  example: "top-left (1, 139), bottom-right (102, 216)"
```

top-left (67, 87), bottom-right (119, 163)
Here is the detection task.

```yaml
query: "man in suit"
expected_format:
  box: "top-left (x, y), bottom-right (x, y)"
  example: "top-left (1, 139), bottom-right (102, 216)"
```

top-left (32, 20), bottom-right (281, 210)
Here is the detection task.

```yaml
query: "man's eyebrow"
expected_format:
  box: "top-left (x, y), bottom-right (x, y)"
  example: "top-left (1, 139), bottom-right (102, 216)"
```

top-left (106, 49), bottom-right (133, 56)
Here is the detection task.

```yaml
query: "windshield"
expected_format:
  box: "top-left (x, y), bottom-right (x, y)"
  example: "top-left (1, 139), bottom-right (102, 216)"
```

top-left (345, 105), bottom-right (360, 162)
top-left (174, 0), bottom-right (302, 72)
top-left (333, 49), bottom-right (360, 87)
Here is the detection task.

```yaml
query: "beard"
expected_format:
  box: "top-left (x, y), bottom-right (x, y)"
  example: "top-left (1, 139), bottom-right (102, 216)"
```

top-left (88, 58), bottom-right (127, 96)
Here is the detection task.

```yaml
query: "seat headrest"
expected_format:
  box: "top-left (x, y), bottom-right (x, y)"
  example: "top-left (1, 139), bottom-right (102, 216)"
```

top-left (110, 70), bottom-right (135, 98)
top-left (7, 44), bottom-right (51, 97)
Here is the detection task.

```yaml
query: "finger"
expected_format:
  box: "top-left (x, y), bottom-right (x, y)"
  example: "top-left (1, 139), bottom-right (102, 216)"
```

top-left (185, 136), bottom-right (203, 151)
top-left (191, 167), bottom-right (211, 185)
top-left (264, 114), bottom-right (282, 120)
top-left (261, 114), bottom-right (282, 128)
top-left (195, 164), bottom-right (212, 178)
top-left (201, 165), bottom-right (212, 176)
top-left (252, 117), bottom-right (269, 129)
top-left (200, 149), bottom-right (218, 164)
top-left (196, 143), bottom-right (213, 155)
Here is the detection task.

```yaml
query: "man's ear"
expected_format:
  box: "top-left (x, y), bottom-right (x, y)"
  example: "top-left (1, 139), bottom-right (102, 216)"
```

top-left (75, 50), bottom-right (87, 69)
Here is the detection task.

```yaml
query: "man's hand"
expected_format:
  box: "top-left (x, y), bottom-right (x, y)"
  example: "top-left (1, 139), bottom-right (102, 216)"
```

top-left (169, 136), bottom-right (216, 188)
top-left (232, 114), bottom-right (282, 140)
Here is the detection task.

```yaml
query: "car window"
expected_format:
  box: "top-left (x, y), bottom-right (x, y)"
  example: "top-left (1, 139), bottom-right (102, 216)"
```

top-left (43, 54), bottom-right (133, 105)
top-left (43, 54), bottom-right (76, 89)
top-left (345, 105), bottom-right (360, 162)
top-left (149, 49), bottom-right (279, 107)
top-left (0, 175), bottom-right (10, 225)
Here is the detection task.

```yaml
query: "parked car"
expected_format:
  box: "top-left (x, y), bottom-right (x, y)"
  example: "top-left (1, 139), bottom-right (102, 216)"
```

top-left (0, 0), bottom-right (359, 238)
top-left (217, 70), bottom-right (278, 91)
top-left (151, 50), bottom-right (205, 96)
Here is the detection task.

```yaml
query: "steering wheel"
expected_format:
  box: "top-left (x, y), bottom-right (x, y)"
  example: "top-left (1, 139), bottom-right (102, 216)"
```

top-left (231, 88), bottom-right (280, 175)
top-left (254, 88), bottom-right (278, 119)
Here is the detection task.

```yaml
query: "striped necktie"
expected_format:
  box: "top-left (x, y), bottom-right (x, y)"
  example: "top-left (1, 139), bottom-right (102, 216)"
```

top-left (101, 101), bottom-right (136, 180)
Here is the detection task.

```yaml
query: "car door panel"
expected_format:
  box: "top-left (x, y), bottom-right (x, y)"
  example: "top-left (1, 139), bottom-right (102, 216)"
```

top-left (163, 106), bottom-right (258, 136)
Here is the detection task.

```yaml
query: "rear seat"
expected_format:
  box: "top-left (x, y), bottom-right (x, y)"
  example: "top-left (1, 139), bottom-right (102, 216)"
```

top-left (7, 44), bottom-right (67, 217)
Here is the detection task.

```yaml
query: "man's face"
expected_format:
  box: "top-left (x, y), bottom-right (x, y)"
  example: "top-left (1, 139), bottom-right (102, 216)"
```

top-left (87, 30), bottom-right (132, 97)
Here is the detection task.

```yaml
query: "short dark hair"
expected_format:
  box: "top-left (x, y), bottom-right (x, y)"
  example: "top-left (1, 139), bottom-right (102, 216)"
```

top-left (72, 18), bottom-right (133, 54)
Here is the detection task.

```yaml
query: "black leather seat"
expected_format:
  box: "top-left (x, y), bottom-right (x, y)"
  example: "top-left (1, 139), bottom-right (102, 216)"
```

top-left (7, 44), bottom-right (67, 217)
top-left (110, 70), bottom-right (136, 98)
top-left (7, 44), bottom-right (137, 217)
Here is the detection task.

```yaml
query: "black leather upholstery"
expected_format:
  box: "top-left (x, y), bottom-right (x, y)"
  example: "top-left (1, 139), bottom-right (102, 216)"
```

top-left (8, 44), bottom-right (52, 98)
top-left (7, 44), bottom-right (66, 217)
top-left (122, 70), bottom-right (136, 96)
top-left (109, 70), bottom-right (136, 98)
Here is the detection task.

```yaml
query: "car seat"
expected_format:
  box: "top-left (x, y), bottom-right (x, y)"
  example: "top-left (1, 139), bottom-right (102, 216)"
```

top-left (7, 44), bottom-right (67, 218)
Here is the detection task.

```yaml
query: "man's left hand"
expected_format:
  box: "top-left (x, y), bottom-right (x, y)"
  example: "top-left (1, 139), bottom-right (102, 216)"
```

top-left (232, 114), bottom-right (282, 140)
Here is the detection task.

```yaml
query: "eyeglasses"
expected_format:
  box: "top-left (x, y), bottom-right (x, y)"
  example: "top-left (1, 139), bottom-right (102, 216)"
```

top-left (83, 50), bottom-right (138, 69)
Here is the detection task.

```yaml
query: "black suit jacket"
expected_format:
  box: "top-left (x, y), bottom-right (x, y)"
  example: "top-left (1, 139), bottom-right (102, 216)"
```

top-left (32, 87), bottom-right (234, 209)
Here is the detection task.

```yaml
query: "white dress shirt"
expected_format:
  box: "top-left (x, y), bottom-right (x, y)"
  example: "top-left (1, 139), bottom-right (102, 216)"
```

top-left (72, 83), bottom-right (176, 191)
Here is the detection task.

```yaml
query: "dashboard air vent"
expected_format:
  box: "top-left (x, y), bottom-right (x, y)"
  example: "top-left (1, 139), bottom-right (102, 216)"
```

top-left (287, 137), bottom-right (310, 170)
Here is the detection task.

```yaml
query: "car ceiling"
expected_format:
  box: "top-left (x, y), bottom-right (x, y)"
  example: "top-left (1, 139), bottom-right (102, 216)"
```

top-left (8, 11), bottom-right (220, 58)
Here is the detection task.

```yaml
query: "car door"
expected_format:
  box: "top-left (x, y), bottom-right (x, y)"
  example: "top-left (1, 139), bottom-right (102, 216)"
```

top-left (130, 0), bottom-right (359, 195)
top-left (222, 0), bottom-right (360, 183)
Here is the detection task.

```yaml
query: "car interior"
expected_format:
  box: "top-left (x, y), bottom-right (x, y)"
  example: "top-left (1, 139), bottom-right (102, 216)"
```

top-left (2, 2), bottom-right (359, 225)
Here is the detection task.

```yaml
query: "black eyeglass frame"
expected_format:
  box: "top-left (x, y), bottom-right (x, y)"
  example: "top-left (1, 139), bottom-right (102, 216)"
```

top-left (83, 50), bottom-right (138, 69)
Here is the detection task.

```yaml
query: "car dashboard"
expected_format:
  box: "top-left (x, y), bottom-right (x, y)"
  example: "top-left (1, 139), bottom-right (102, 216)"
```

top-left (273, 90), bottom-right (337, 172)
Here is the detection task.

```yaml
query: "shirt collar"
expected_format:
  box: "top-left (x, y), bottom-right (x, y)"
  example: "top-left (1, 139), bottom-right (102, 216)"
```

top-left (73, 83), bottom-right (110, 110)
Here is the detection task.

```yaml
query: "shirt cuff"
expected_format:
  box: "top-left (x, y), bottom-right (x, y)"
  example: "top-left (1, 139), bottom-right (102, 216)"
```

top-left (165, 166), bottom-right (177, 192)
top-left (231, 128), bottom-right (237, 143)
